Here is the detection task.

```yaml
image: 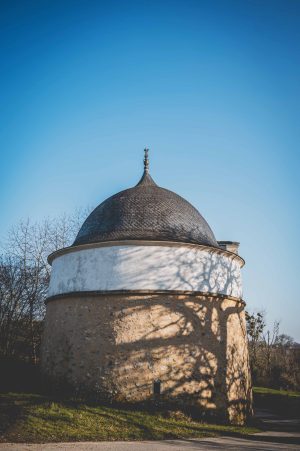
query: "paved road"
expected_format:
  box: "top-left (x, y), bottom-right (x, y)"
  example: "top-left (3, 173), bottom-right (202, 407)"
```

top-left (1, 435), bottom-right (300, 451)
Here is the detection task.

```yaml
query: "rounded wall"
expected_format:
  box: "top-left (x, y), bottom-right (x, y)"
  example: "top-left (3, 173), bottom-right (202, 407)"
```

top-left (48, 242), bottom-right (243, 299)
top-left (41, 292), bottom-right (252, 424)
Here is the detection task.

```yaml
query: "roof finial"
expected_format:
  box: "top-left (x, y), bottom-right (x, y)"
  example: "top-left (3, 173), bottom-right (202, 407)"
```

top-left (136, 148), bottom-right (156, 186)
top-left (144, 148), bottom-right (149, 173)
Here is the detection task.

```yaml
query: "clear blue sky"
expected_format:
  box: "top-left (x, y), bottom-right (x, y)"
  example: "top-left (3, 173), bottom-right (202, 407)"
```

top-left (1, 0), bottom-right (299, 340)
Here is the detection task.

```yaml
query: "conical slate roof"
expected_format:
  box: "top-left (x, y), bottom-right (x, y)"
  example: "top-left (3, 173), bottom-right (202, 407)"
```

top-left (73, 151), bottom-right (218, 248)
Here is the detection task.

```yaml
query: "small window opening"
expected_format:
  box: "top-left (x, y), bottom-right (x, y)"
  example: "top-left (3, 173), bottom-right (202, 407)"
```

top-left (153, 379), bottom-right (161, 395)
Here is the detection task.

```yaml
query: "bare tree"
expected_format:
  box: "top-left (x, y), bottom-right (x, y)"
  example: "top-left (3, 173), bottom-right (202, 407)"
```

top-left (0, 255), bottom-right (28, 357)
top-left (245, 310), bottom-right (265, 374)
top-left (0, 207), bottom-right (91, 363)
top-left (263, 320), bottom-right (280, 380)
top-left (246, 311), bottom-right (300, 389)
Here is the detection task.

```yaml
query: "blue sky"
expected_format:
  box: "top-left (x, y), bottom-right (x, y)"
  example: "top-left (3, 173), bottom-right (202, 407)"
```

top-left (0, 0), bottom-right (299, 340)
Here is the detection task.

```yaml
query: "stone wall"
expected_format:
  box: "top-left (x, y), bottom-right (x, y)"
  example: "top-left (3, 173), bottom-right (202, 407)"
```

top-left (41, 293), bottom-right (252, 424)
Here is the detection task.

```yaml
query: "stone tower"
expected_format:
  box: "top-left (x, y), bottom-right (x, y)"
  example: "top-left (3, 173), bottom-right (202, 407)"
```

top-left (41, 150), bottom-right (252, 424)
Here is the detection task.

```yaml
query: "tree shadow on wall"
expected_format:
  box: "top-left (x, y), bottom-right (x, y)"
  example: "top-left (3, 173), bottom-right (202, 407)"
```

top-left (114, 240), bottom-right (242, 296)
top-left (102, 293), bottom-right (252, 424)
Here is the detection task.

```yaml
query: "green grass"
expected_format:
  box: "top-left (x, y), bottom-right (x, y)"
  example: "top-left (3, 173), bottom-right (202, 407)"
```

top-left (0, 393), bottom-right (259, 443)
top-left (253, 386), bottom-right (300, 398)
top-left (253, 386), bottom-right (300, 419)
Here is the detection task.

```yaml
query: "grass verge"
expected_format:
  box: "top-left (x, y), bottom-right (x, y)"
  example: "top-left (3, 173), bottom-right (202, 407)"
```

top-left (0, 393), bottom-right (259, 443)
top-left (253, 386), bottom-right (300, 418)
top-left (253, 386), bottom-right (300, 398)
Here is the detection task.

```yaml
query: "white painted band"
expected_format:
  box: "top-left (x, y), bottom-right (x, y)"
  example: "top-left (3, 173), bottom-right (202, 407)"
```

top-left (48, 244), bottom-right (243, 299)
